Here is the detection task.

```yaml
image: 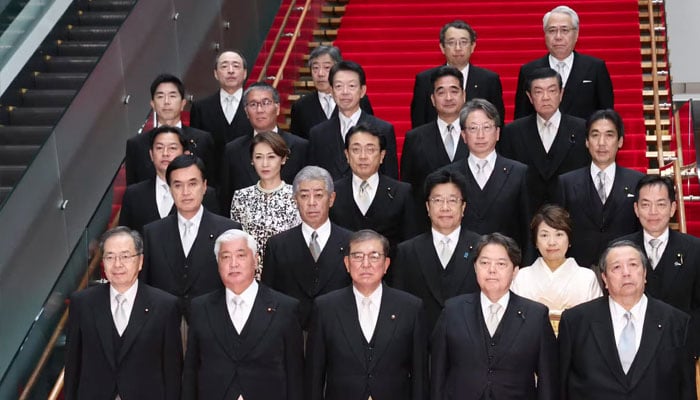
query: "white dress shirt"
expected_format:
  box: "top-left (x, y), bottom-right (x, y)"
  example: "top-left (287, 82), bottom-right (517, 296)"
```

top-left (536, 109), bottom-right (561, 152)
top-left (154, 175), bottom-right (173, 218)
top-left (220, 88), bottom-right (243, 121)
top-left (480, 291), bottom-right (509, 327)
top-left (352, 173), bottom-right (379, 213)
top-left (339, 109), bottom-right (362, 141)
top-left (178, 206), bottom-right (204, 255)
top-left (301, 218), bottom-right (332, 252)
top-left (590, 162), bottom-right (617, 200)
top-left (609, 295), bottom-right (647, 354)
top-left (318, 91), bottom-right (336, 118)
top-left (437, 117), bottom-right (460, 159)
top-left (468, 150), bottom-right (497, 186)
top-left (432, 226), bottom-right (461, 269)
top-left (353, 284), bottom-right (382, 341)
top-left (549, 53), bottom-right (574, 86)
top-left (643, 228), bottom-right (669, 268)
top-left (226, 280), bottom-right (259, 332)
top-left (111, 280), bottom-right (139, 334)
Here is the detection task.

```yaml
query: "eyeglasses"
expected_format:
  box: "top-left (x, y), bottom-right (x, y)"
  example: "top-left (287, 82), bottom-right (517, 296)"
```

top-left (428, 197), bottom-right (463, 207)
top-left (245, 99), bottom-right (276, 109)
top-left (103, 253), bottom-right (142, 264)
top-left (443, 39), bottom-right (471, 49)
top-left (349, 251), bottom-right (385, 264)
top-left (465, 123), bottom-right (496, 135)
top-left (545, 26), bottom-right (576, 36)
top-left (475, 258), bottom-right (512, 270)
top-left (348, 145), bottom-right (380, 156)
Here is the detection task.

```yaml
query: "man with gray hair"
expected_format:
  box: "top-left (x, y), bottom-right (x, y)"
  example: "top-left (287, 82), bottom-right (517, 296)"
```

top-left (514, 5), bottom-right (613, 120)
top-left (290, 45), bottom-right (374, 139)
top-left (219, 81), bottom-right (309, 211)
top-left (262, 166), bottom-right (352, 330)
top-left (559, 240), bottom-right (695, 399)
top-left (183, 229), bottom-right (303, 400)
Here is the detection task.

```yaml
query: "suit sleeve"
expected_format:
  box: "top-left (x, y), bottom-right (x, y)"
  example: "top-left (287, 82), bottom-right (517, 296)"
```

top-left (401, 186), bottom-right (419, 241)
top-left (513, 65), bottom-right (534, 120)
top-left (411, 302), bottom-right (429, 400)
top-left (64, 295), bottom-right (82, 400)
top-left (194, 131), bottom-right (217, 187)
top-left (140, 225), bottom-right (153, 284)
top-left (518, 166), bottom-right (535, 263)
top-left (400, 132), bottom-right (417, 184)
top-left (162, 296), bottom-right (183, 400)
top-left (535, 307), bottom-right (559, 400)
top-left (430, 309), bottom-right (449, 400)
top-left (381, 124), bottom-right (399, 179)
top-left (557, 310), bottom-right (573, 400)
top-left (410, 74), bottom-right (429, 129)
top-left (189, 102), bottom-right (203, 130)
top-left (304, 301), bottom-right (327, 400)
top-left (284, 300), bottom-right (305, 400)
top-left (261, 237), bottom-right (279, 288)
top-left (594, 61), bottom-right (614, 111)
top-left (118, 189), bottom-right (134, 230)
top-left (218, 146), bottom-right (235, 213)
top-left (389, 243), bottom-right (408, 289)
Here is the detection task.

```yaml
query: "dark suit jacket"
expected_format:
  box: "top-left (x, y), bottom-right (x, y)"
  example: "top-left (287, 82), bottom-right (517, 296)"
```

top-left (431, 291), bottom-right (558, 400)
top-left (290, 91), bottom-right (374, 139)
top-left (183, 285), bottom-right (304, 400)
top-left (514, 52), bottom-right (614, 120)
top-left (400, 121), bottom-right (468, 229)
top-left (441, 154), bottom-right (532, 257)
top-left (559, 296), bottom-right (695, 400)
top-left (65, 283), bottom-right (182, 400)
top-left (124, 126), bottom-right (216, 185)
top-left (189, 91), bottom-right (253, 176)
top-left (556, 165), bottom-right (643, 267)
top-left (261, 223), bottom-right (352, 330)
top-left (118, 179), bottom-right (220, 233)
top-left (391, 228), bottom-right (481, 331)
top-left (141, 210), bottom-right (240, 319)
top-left (305, 285), bottom-right (428, 400)
top-left (618, 229), bottom-right (700, 356)
top-left (499, 113), bottom-right (590, 210)
top-left (308, 112), bottom-right (399, 180)
top-left (410, 64), bottom-right (505, 128)
top-left (218, 129), bottom-right (308, 212)
top-left (329, 175), bottom-right (417, 251)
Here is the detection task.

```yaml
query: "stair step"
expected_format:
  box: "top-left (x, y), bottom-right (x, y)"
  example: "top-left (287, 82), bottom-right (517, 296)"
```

top-left (0, 126), bottom-right (53, 145)
top-left (83, 0), bottom-right (136, 12)
top-left (0, 165), bottom-right (26, 186)
top-left (0, 145), bottom-right (41, 165)
top-left (321, 5), bottom-right (346, 14)
top-left (641, 61), bottom-right (667, 69)
top-left (317, 17), bottom-right (342, 27)
top-left (643, 104), bottom-right (671, 111)
top-left (643, 89), bottom-right (669, 97)
top-left (642, 74), bottom-right (667, 82)
top-left (646, 135), bottom-right (672, 141)
top-left (65, 25), bottom-right (119, 41)
top-left (644, 119), bottom-right (670, 126)
top-left (77, 11), bottom-right (128, 25)
top-left (308, 41), bottom-right (334, 49)
top-left (646, 150), bottom-right (677, 158)
top-left (313, 29), bottom-right (338, 40)
top-left (44, 56), bottom-right (98, 73)
top-left (640, 35), bottom-right (666, 43)
top-left (33, 72), bottom-right (87, 90)
top-left (21, 89), bottom-right (76, 107)
top-left (56, 40), bottom-right (108, 56)
top-left (8, 107), bottom-right (64, 126)
top-left (640, 48), bottom-right (666, 55)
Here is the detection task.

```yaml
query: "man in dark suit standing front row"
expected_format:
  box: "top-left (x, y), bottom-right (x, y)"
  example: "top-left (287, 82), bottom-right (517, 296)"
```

top-left (183, 229), bottom-right (304, 400)
top-left (65, 227), bottom-right (182, 400)
top-left (559, 240), bottom-right (696, 399)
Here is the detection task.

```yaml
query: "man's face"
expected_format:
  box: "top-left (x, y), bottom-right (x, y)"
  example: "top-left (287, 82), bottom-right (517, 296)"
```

top-left (344, 238), bottom-right (390, 294)
top-left (244, 88), bottom-right (280, 131)
top-left (331, 70), bottom-right (366, 115)
top-left (345, 132), bottom-right (385, 180)
top-left (150, 82), bottom-right (186, 124)
top-left (526, 76), bottom-right (562, 120)
top-left (544, 12), bottom-right (578, 60)
top-left (475, 243), bottom-right (518, 301)
top-left (214, 51), bottom-right (247, 93)
top-left (294, 179), bottom-right (336, 229)
top-left (311, 53), bottom-right (335, 94)
top-left (102, 234), bottom-right (142, 292)
top-left (169, 164), bottom-right (207, 217)
top-left (634, 183), bottom-right (677, 237)
top-left (149, 133), bottom-right (184, 178)
top-left (426, 182), bottom-right (466, 234)
top-left (217, 238), bottom-right (257, 293)
top-left (439, 27), bottom-right (475, 70)
top-left (431, 75), bottom-right (465, 120)
top-left (461, 109), bottom-right (500, 158)
top-left (585, 119), bottom-right (623, 169)
top-left (601, 245), bottom-right (647, 302)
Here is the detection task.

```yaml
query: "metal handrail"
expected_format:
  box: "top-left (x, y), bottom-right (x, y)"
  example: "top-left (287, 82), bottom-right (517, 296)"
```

top-left (646, 0), bottom-right (665, 169)
top-left (257, 0), bottom-right (298, 82)
top-left (272, 0), bottom-right (312, 88)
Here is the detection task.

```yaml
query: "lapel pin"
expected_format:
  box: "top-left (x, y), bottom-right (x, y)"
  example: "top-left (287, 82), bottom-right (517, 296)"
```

top-left (209, 234), bottom-right (214, 239)
top-left (517, 310), bottom-right (525, 320)
top-left (569, 134), bottom-right (576, 144)
top-left (657, 324), bottom-right (662, 329)
top-left (463, 252), bottom-right (469, 259)
top-left (675, 253), bottom-right (684, 267)
top-left (474, 84), bottom-right (478, 88)
top-left (387, 187), bottom-right (394, 200)
top-left (503, 167), bottom-right (507, 172)
top-left (391, 314), bottom-right (396, 320)
top-left (144, 308), bottom-right (149, 313)
top-left (267, 306), bottom-right (276, 313)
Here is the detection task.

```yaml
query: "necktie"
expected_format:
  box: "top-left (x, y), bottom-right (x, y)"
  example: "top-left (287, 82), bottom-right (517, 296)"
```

top-left (224, 95), bottom-right (235, 124)
top-left (341, 118), bottom-right (351, 140)
top-left (486, 303), bottom-right (501, 337)
top-left (541, 121), bottom-right (554, 152)
top-left (357, 180), bottom-right (371, 214)
top-left (649, 238), bottom-right (662, 269)
top-left (596, 170), bottom-right (607, 204)
top-left (322, 94), bottom-right (333, 118)
top-left (618, 311), bottom-right (636, 373)
top-left (158, 183), bottom-right (172, 218)
top-left (231, 296), bottom-right (245, 333)
top-left (439, 237), bottom-right (452, 268)
top-left (475, 160), bottom-right (488, 189)
top-left (556, 61), bottom-right (567, 85)
top-left (114, 294), bottom-right (128, 336)
top-left (360, 297), bottom-right (375, 341)
top-left (182, 220), bottom-right (195, 256)
top-left (445, 124), bottom-right (456, 161)
top-left (309, 231), bottom-right (321, 262)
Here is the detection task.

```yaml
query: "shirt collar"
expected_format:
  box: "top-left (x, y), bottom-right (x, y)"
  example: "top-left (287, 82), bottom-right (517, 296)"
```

top-left (110, 279), bottom-right (138, 300)
top-left (431, 226), bottom-right (461, 243)
top-left (352, 172), bottom-right (379, 190)
top-left (468, 150), bottom-right (497, 167)
top-left (643, 227), bottom-right (669, 243)
top-left (549, 52), bottom-right (574, 68)
top-left (609, 294), bottom-right (647, 321)
top-left (480, 291), bottom-right (510, 314)
top-left (590, 162), bottom-right (616, 179)
top-left (352, 282), bottom-right (383, 304)
top-left (254, 126), bottom-right (279, 136)
top-left (536, 109), bottom-right (562, 130)
top-left (220, 87), bottom-right (242, 103)
top-left (177, 205), bottom-right (204, 228)
top-left (301, 218), bottom-right (331, 239)
top-left (156, 120), bottom-right (182, 128)
top-left (339, 108), bottom-right (362, 124)
top-left (155, 175), bottom-right (169, 192)
top-left (437, 117), bottom-right (459, 138)
top-left (226, 279), bottom-right (259, 303)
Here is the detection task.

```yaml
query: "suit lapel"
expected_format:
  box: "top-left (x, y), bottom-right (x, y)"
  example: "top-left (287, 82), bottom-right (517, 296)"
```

top-left (335, 287), bottom-right (368, 365)
top-left (317, 225), bottom-right (348, 292)
top-left (117, 284), bottom-right (151, 363)
top-left (461, 295), bottom-right (488, 364)
top-left (478, 156), bottom-right (512, 215)
top-left (589, 298), bottom-right (628, 387)
top-left (493, 294), bottom-right (527, 365)
top-left (365, 176), bottom-right (393, 217)
top-left (368, 285), bottom-right (400, 371)
top-left (162, 216), bottom-right (185, 280)
top-left (626, 299), bottom-right (665, 388)
top-left (289, 227), bottom-right (320, 297)
top-left (446, 230), bottom-right (477, 295)
top-left (428, 122), bottom-right (454, 165)
top-left (237, 286), bottom-right (278, 360)
top-left (414, 233), bottom-right (445, 305)
top-left (656, 231), bottom-right (685, 298)
top-left (572, 170), bottom-right (601, 226)
top-left (94, 285), bottom-right (117, 371)
top-left (185, 211), bottom-right (217, 290)
top-left (546, 116), bottom-right (579, 178)
top-left (207, 289), bottom-right (239, 361)
top-left (520, 116), bottom-right (551, 176)
top-left (331, 116), bottom-right (350, 176)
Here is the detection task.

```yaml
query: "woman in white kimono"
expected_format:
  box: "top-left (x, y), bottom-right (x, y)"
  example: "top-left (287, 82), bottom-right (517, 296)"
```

top-left (511, 204), bottom-right (602, 317)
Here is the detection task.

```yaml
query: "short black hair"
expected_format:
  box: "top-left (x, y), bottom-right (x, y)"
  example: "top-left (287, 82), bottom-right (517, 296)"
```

top-left (329, 60), bottom-right (367, 87)
top-left (165, 154), bottom-right (206, 185)
top-left (150, 73), bottom-right (184, 99)
top-left (149, 125), bottom-right (187, 149)
top-left (599, 240), bottom-right (649, 273)
top-left (439, 20), bottom-right (477, 44)
top-left (214, 49), bottom-right (248, 69)
top-left (473, 233), bottom-right (522, 268)
top-left (525, 67), bottom-right (562, 92)
top-left (634, 174), bottom-right (676, 203)
top-left (344, 124), bottom-right (386, 150)
top-left (430, 66), bottom-right (464, 92)
top-left (423, 169), bottom-right (468, 203)
top-left (586, 109), bottom-right (624, 139)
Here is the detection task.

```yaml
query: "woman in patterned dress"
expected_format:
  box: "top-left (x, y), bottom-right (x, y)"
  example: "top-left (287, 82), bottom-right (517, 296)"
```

top-left (511, 204), bottom-right (603, 317)
top-left (230, 131), bottom-right (301, 278)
